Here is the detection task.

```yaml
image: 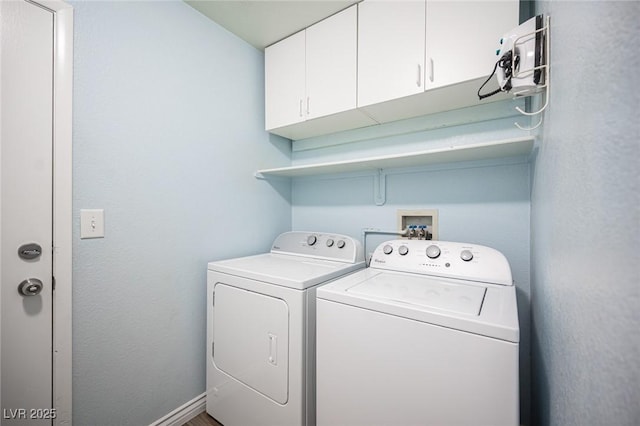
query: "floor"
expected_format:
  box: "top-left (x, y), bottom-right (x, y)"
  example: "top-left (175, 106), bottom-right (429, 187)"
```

top-left (183, 411), bottom-right (222, 426)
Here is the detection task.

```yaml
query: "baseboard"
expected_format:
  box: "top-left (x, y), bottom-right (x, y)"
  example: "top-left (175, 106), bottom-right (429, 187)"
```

top-left (149, 392), bottom-right (206, 426)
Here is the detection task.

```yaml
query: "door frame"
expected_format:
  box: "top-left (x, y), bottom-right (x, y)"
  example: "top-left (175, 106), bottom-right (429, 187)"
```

top-left (32, 1), bottom-right (73, 424)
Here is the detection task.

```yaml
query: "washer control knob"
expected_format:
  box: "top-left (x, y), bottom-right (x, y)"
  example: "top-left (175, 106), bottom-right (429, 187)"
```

top-left (307, 235), bottom-right (317, 246)
top-left (426, 245), bottom-right (441, 259)
top-left (326, 239), bottom-right (334, 247)
top-left (337, 240), bottom-right (346, 249)
top-left (398, 245), bottom-right (409, 256)
top-left (383, 244), bottom-right (393, 255)
top-left (460, 250), bottom-right (474, 262)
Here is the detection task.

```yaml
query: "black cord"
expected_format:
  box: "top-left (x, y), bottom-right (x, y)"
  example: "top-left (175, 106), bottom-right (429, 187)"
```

top-left (477, 59), bottom-right (502, 100)
top-left (478, 50), bottom-right (518, 100)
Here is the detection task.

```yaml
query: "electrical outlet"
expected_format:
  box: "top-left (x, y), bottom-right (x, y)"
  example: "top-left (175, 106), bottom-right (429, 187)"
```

top-left (397, 209), bottom-right (438, 240)
top-left (80, 209), bottom-right (105, 239)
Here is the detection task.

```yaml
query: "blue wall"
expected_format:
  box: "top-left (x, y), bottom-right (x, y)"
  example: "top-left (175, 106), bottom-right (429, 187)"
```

top-left (71, 1), bottom-right (290, 424)
top-left (68, 1), bottom-right (640, 425)
top-left (530, 2), bottom-right (640, 425)
top-left (291, 113), bottom-right (533, 424)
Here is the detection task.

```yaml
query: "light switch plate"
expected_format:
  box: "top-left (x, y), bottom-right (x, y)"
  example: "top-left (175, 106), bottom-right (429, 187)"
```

top-left (80, 209), bottom-right (105, 239)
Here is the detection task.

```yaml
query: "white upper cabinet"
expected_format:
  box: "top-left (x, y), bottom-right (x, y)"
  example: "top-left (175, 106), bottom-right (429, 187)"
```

top-left (265, 5), bottom-right (361, 132)
top-left (265, 31), bottom-right (305, 130)
top-left (425, 1), bottom-right (519, 90)
top-left (357, 0), bottom-right (426, 108)
top-left (306, 5), bottom-right (358, 120)
top-left (357, 0), bottom-right (518, 124)
top-left (264, 0), bottom-right (520, 140)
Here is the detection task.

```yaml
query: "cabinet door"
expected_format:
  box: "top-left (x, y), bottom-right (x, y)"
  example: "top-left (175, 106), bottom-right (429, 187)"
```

top-left (265, 30), bottom-right (305, 130)
top-left (425, 1), bottom-right (519, 90)
top-left (306, 5), bottom-right (357, 120)
top-left (357, 0), bottom-right (426, 108)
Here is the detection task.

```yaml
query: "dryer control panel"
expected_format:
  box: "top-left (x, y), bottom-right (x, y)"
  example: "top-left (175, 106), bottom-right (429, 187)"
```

top-left (370, 240), bottom-right (512, 286)
top-left (271, 231), bottom-right (364, 264)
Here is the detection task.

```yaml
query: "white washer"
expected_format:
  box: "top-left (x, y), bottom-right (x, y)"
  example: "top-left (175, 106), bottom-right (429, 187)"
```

top-left (207, 231), bottom-right (364, 426)
top-left (316, 239), bottom-right (520, 426)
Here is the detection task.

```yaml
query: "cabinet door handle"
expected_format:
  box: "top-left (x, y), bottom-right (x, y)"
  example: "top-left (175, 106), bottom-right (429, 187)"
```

top-left (306, 97), bottom-right (310, 115)
top-left (299, 99), bottom-right (303, 117)
top-left (417, 64), bottom-right (422, 87)
top-left (429, 58), bottom-right (434, 83)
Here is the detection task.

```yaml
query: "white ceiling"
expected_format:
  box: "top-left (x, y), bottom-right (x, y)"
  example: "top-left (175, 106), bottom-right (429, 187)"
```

top-left (185, 0), bottom-right (358, 50)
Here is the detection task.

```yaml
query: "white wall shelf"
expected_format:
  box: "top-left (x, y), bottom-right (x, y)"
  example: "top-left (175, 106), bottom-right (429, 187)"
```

top-left (255, 136), bottom-right (534, 179)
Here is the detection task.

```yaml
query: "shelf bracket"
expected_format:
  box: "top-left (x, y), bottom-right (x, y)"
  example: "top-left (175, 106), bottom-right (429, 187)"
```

top-left (373, 169), bottom-right (387, 206)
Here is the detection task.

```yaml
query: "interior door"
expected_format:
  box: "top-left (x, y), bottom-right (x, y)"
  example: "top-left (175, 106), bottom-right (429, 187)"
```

top-left (1, 1), bottom-right (55, 424)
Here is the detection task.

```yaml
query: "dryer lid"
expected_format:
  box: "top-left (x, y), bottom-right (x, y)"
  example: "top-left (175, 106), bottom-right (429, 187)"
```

top-left (347, 272), bottom-right (486, 316)
top-left (208, 253), bottom-right (364, 290)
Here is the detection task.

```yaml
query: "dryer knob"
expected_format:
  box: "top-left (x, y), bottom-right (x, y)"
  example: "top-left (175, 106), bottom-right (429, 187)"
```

top-left (398, 245), bottom-right (409, 256)
top-left (307, 235), bottom-right (317, 246)
top-left (383, 244), bottom-right (393, 255)
top-left (326, 239), bottom-right (334, 247)
top-left (426, 245), bottom-right (441, 259)
top-left (337, 240), bottom-right (346, 249)
top-left (460, 250), bottom-right (474, 262)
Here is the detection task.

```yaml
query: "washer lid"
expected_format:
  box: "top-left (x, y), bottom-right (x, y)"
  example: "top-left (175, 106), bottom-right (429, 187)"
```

top-left (317, 269), bottom-right (519, 343)
top-left (208, 253), bottom-right (364, 290)
top-left (347, 273), bottom-right (486, 316)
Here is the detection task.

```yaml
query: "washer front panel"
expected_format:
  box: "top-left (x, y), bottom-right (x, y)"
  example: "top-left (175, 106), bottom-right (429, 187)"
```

top-left (316, 298), bottom-right (519, 426)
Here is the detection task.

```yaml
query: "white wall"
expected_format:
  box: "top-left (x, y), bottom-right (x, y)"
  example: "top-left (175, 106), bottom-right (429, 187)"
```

top-left (531, 2), bottom-right (640, 425)
top-left (70, 1), bottom-right (291, 424)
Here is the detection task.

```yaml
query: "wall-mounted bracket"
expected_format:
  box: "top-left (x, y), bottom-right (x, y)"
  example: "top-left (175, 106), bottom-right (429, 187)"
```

top-left (373, 169), bottom-right (387, 206)
top-left (512, 15), bottom-right (550, 131)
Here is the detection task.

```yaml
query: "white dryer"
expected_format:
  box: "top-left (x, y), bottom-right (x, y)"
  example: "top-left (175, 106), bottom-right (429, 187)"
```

top-left (316, 239), bottom-right (520, 426)
top-left (207, 231), bottom-right (364, 426)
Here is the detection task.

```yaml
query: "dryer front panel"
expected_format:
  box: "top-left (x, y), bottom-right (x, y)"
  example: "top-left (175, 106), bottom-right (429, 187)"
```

top-left (213, 283), bottom-right (289, 404)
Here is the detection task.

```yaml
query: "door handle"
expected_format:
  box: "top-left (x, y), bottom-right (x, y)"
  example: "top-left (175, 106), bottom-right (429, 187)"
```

top-left (268, 333), bottom-right (277, 366)
top-left (18, 278), bottom-right (43, 296)
top-left (18, 243), bottom-right (42, 260)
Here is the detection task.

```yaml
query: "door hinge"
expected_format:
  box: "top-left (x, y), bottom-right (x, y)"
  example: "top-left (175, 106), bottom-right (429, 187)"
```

top-left (52, 276), bottom-right (56, 291)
